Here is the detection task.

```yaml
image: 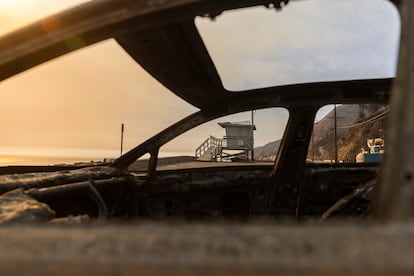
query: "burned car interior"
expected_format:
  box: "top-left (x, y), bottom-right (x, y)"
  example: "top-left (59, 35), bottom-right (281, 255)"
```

top-left (0, 0), bottom-right (401, 223)
top-left (5, 0), bottom-right (414, 274)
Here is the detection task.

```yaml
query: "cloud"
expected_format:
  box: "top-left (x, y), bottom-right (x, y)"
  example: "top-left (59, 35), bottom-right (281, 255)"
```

top-left (196, 0), bottom-right (400, 90)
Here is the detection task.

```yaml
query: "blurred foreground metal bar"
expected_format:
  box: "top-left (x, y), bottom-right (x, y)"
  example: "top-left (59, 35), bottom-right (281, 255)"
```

top-left (0, 222), bottom-right (413, 275)
top-left (374, 0), bottom-right (414, 219)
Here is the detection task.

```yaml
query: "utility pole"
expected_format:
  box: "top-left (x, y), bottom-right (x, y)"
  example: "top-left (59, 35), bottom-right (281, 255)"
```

top-left (120, 123), bottom-right (124, 156)
top-left (334, 104), bottom-right (338, 163)
top-left (327, 105), bottom-right (342, 163)
top-left (251, 110), bottom-right (255, 162)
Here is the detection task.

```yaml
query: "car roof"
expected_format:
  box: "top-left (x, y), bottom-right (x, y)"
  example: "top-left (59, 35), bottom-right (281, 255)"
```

top-left (0, 0), bottom-right (392, 111)
top-left (0, 0), bottom-right (394, 169)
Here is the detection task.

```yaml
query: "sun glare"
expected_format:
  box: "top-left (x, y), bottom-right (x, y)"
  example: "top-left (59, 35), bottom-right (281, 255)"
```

top-left (0, 0), bottom-right (91, 35)
top-left (0, 156), bottom-right (22, 165)
top-left (0, 0), bottom-right (18, 10)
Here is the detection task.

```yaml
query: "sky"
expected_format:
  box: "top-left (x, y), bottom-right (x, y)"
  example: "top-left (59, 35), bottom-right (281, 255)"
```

top-left (0, 0), bottom-right (400, 165)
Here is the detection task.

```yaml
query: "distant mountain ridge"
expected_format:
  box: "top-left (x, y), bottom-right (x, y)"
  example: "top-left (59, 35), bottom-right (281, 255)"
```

top-left (254, 140), bottom-right (281, 161)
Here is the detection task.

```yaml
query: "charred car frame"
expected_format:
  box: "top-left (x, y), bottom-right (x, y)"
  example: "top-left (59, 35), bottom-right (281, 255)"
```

top-left (1, 0), bottom-right (414, 274)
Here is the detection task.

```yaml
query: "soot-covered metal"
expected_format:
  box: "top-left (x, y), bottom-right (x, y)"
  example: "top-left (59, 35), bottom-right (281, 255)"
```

top-left (0, 0), bottom-right (395, 223)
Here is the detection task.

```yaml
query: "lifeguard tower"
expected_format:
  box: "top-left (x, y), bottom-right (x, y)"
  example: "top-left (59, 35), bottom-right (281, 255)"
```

top-left (195, 121), bottom-right (256, 162)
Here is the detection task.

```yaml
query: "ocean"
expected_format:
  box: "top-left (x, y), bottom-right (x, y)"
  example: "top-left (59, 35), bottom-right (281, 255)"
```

top-left (0, 147), bottom-right (120, 166)
top-left (0, 147), bottom-right (194, 166)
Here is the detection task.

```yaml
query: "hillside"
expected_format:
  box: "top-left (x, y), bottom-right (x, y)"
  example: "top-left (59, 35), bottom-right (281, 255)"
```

top-left (315, 108), bottom-right (387, 161)
top-left (254, 140), bottom-right (281, 161)
top-left (254, 104), bottom-right (387, 162)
